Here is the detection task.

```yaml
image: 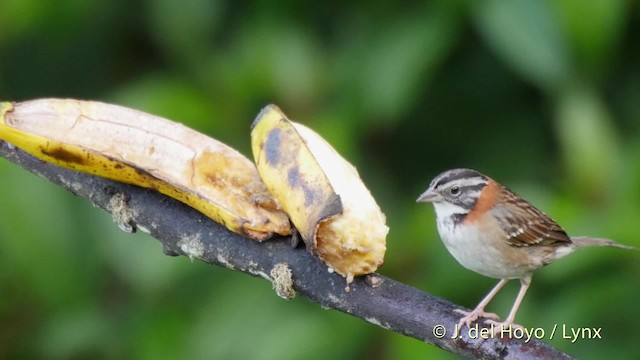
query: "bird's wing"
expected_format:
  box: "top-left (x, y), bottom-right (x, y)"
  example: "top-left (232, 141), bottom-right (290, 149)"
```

top-left (494, 185), bottom-right (572, 248)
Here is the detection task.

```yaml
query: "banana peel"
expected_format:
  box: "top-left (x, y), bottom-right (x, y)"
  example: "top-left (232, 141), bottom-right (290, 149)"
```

top-left (251, 105), bottom-right (388, 284)
top-left (0, 99), bottom-right (291, 240)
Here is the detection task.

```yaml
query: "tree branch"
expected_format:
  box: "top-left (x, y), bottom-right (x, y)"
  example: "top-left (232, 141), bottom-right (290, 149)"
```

top-left (0, 141), bottom-right (574, 360)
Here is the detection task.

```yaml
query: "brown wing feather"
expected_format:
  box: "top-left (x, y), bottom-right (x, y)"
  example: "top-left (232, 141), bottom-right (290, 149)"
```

top-left (495, 185), bottom-right (572, 248)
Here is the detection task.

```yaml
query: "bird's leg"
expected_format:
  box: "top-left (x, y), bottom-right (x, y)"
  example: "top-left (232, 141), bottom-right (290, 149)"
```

top-left (485, 276), bottom-right (531, 333)
top-left (455, 279), bottom-right (508, 329)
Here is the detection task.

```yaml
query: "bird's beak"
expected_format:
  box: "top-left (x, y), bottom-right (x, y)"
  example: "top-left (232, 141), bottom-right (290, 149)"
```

top-left (416, 189), bottom-right (441, 203)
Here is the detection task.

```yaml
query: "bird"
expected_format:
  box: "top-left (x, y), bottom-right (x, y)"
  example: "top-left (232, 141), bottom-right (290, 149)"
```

top-left (416, 168), bottom-right (635, 332)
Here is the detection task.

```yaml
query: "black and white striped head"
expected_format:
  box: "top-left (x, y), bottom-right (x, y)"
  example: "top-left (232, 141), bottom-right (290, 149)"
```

top-left (416, 168), bottom-right (489, 218)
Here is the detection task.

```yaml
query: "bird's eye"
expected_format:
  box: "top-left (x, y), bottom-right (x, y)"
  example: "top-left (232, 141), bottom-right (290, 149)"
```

top-left (450, 186), bottom-right (461, 196)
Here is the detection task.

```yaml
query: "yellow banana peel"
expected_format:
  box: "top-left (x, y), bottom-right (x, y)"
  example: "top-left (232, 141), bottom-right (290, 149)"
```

top-left (0, 99), bottom-right (291, 240)
top-left (251, 105), bottom-right (388, 284)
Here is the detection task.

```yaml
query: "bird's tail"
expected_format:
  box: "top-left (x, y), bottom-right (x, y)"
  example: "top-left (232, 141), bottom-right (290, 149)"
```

top-left (571, 236), bottom-right (637, 250)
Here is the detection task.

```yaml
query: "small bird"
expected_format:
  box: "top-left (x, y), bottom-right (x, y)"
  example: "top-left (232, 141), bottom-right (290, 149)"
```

top-left (417, 168), bottom-right (634, 332)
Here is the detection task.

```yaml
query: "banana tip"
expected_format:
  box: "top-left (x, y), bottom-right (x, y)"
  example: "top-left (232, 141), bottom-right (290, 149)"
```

top-left (251, 104), bottom-right (282, 130)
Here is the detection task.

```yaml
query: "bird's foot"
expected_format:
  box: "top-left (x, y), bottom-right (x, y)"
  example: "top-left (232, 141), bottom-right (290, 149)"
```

top-left (454, 308), bottom-right (500, 330)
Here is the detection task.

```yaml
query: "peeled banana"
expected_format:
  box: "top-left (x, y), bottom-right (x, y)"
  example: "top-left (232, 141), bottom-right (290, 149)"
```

top-left (251, 105), bottom-right (388, 284)
top-left (0, 99), bottom-right (291, 240)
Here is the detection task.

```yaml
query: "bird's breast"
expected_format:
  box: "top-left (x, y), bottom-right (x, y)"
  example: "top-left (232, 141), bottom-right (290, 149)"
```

top-left (436, 215), bottom-right (539, 279)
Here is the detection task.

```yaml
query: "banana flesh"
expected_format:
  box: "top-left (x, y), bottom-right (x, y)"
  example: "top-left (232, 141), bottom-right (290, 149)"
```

top-left (0, 99), bottom-right (291, 240)
top-left (251, 105), bottom-right (388, 283)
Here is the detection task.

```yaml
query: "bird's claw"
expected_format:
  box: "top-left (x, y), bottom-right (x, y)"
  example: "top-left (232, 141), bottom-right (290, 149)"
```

top-left (454, 308), bottom-right (500, 329)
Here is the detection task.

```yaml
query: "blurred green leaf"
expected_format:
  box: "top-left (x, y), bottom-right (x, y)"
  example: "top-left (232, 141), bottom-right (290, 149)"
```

top-left (185, 277), bottom-right (365, 360)
top-left (550, 0), bottom-right (629, 74)
top-left (0, 171), bottom-right (94, 306)
top-left (36, 305), bottom-right (115, 359)
top-left (473, 0), bottom-right (571, 89)
top-left (554, 83), bottom-right (621, 202)
top-left (208, 19), bottom-right (324, 111)
top-left (147, 0), bottom-right (223, 68)
top-left (355, 8), bottom-right (461, 123)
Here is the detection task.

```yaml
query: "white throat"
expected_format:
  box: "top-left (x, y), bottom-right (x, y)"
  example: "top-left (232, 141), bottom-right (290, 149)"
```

top-left (431, 201), bottom-right (469, 222)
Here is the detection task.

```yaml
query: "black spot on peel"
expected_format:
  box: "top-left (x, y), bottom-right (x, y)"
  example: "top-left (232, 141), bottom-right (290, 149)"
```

top-left (40, 146), bottom-right (86, 165)
top-left (287, 166), bottom-right (300, 188)
top-left (264, 128), bottom-right (282, 166)
top-left (318, 193), bottom-right (343, 221)
top-left (299, 192), bottom-right (343, 244)
top-left (133, 166), bottom-right (155, 178)
top-left (302, 185), bottom-right (317, 207)
top-left (287, 166), bottom-right (318, 207)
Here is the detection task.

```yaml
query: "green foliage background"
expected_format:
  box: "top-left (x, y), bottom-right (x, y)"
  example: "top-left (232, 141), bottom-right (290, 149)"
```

top-left (1, 1), bottom-right (639, 359)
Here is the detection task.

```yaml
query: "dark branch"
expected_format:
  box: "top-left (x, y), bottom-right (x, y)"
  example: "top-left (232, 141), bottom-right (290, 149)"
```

top-left (0, 141), bottom-right (574, 360)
